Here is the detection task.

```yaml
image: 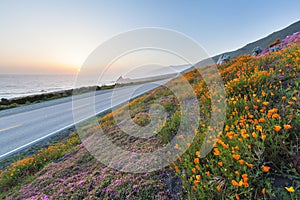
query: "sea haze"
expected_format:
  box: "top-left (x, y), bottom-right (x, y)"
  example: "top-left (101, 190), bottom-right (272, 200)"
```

top-left (0, 74), bottom-right (112, 100)
top-left (0, 64), bottom-right (192, 100)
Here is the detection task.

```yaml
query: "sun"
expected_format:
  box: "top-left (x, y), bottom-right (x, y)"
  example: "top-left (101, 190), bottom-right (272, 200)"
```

top-left (64, 53), bottom-right (87, 73)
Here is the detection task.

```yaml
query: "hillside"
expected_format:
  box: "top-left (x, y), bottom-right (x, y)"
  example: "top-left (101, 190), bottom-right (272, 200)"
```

top-left (195, 20), bottom-right (300, 68)
top-left (0, 38), bottom-right (299, 199)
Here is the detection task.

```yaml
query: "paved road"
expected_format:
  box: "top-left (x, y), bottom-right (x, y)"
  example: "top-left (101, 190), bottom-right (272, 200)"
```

top-left (0, 80), bottom-right (169, 160)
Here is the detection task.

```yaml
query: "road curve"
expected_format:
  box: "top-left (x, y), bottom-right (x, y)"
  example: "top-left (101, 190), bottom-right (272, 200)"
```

top-left (0, 80), bottom-right (169, 160)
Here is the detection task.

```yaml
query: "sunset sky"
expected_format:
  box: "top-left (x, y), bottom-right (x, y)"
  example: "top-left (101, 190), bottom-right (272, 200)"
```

top-left (0, 0), bottom-right (300, 74)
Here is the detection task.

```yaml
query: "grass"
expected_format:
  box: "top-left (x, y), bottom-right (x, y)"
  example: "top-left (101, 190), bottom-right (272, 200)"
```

top-left (0, 43), bottom-right (299, 199)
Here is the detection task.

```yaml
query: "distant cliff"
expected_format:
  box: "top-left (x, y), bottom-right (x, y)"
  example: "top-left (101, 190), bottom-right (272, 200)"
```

top-left (115, 73), bottom-right (177, 84)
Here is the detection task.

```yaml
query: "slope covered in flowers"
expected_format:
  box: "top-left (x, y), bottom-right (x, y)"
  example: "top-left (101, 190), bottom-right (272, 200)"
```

top-left (260, 31), bottom-right (300, 56)
top-left (0, 42), bottom-right (299, 199)
top-left (176, 43), bottom-right (300, 199)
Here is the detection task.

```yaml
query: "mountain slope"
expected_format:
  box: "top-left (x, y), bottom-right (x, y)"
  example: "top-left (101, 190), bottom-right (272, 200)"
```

top-left (195, 20), bottom-right (300, 68)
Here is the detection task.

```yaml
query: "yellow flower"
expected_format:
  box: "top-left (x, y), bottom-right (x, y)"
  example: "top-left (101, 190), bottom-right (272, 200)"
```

top-left (262, 102), bottom-right (269, 106)
top-left (216, 185), bottom-right (221, 192)
top-left (256, 125), bottom-right (263, 132)
top-left (174, 144), bottom-right (179, 149)
top-left (259, 118), bottom-right (266, 123)
top-left (252, 132), bottom-right (257, 138)
top-left (285, 186), bottom-right (295, 193)
top-left (262, 188), bottom-right (266, 195)
top-left (261, 165), bottom-right (270, 172)
top-left (214, 148), bottom-right (220, 156)
top-left (195, 151), bottom-right (201, 157)
top-left (274, 125), bottom-right (281, 132)
top-left (177, 134), bottom-right (184, 139)
top-left (242, 173), bottom-right (248, 177)
top-left (282, 96), bottom-right (286, 100)
top-left (261, 133), bottom-right (267, 141)
top-left (232, 180), bottom-right (243, 187)
top-left (241, 130), bottom-right (250, 138)
top-left (233, 154), bottom-right (240, 160)
top-left (232, 180), bottom-right (239, 186)
top-left (192, 168), bottom-right (196, 174)
top-left (206, 171), bottom-right (211, 176)
top-left (194, 158), bottom-right (199, 164)
top-left (284, 124), bottom-right (292, 130)
top-left (218, 161), bottom-right (223, 167)
top-left (272, 113), bottom-right (280, 119)
top-left (238, 160), bottom-right (245, 165)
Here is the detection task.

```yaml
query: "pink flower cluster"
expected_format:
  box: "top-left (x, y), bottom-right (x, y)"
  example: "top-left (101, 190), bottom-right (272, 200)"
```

top-left (281, 31), bottom-right (300, 46)
top-left (259, 32), bottom-right (300, 56)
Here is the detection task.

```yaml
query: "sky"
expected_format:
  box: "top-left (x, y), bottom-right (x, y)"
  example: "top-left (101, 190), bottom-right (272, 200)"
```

top-left (0, 0), bottom-right (300, 74)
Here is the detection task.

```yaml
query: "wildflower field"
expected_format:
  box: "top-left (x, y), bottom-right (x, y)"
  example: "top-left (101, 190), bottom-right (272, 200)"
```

top-left (0, 43), bottom-right (299, 199)
top-left (175, 44), bottom-right (300, 199)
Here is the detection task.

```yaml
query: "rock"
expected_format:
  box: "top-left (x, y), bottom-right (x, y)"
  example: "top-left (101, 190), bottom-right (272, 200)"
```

top-left (269, 45), bottom-right (281, 52)
top-left (252, 46), bottom-right (262, 56)
top-left (217, 54), bottom-right (231, 65)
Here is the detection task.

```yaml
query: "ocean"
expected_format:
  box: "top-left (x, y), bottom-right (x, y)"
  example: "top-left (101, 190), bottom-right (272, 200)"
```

top-left (0, 74), bottom-right (110, 100)
top-left (0, 65), bottom-right (191, 100)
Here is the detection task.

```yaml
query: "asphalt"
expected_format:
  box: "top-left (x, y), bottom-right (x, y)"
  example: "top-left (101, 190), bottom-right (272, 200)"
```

top-left (0, 79), bottom-right (169, 160)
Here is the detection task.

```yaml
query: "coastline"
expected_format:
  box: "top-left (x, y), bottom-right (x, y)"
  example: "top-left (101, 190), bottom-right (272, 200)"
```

top-left (0, 77), bottom-right (166, 111)
top-left (0, 74), bottom-right (176, 111)
top-left (0, 85), bottom-right (114, 111)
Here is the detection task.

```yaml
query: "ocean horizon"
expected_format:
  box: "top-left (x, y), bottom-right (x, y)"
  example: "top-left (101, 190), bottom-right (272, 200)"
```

top-left (0, 65), bottom-right (191, 100)
top-left (0, 74), bottom-right (116, 100)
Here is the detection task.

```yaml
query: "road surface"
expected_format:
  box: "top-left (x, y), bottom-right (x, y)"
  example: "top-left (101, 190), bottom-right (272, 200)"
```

top-left (0, 80), bottom-right (169, 160)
